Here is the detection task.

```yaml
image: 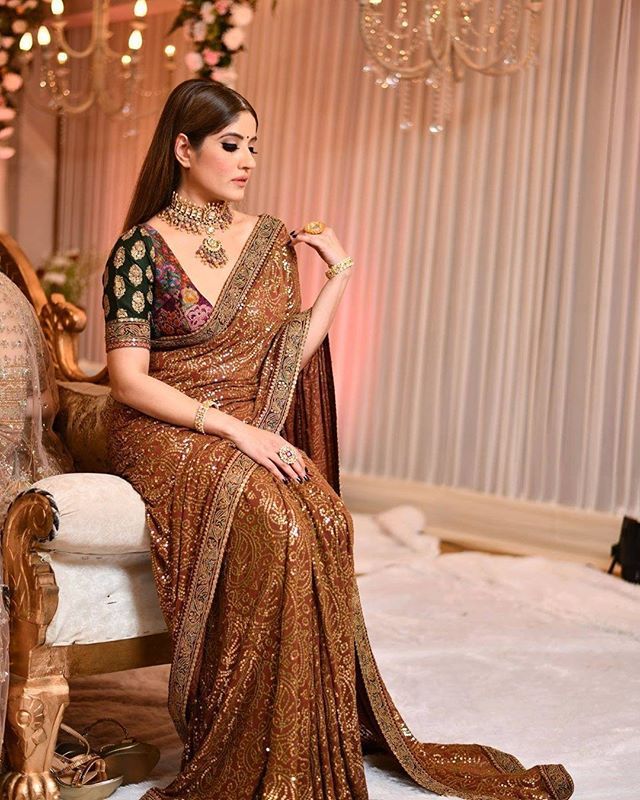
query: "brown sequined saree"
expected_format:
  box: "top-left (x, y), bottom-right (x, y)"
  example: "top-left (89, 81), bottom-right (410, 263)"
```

top-left (103, 214), bottom-right (574, 800)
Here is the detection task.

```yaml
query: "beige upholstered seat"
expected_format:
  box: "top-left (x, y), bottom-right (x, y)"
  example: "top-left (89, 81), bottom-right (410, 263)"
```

top-left (29, 472), bottom-right (166, 647)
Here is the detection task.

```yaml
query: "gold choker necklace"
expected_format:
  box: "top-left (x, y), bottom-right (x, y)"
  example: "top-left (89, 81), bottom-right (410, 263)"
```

top-left (157, 190), bottom-right (234, 269)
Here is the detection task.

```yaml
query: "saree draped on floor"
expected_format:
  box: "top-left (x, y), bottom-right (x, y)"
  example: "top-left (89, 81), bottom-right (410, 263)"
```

top-left (102, 215), bottom-right (574, 800)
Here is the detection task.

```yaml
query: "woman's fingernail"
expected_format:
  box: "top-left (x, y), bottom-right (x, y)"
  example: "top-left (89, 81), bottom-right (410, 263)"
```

top-left (297, 476), bottom-right (303, 483)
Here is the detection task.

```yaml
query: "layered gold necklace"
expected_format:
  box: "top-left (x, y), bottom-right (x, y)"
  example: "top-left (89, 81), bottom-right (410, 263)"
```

top-left (157, 190), bottom-right (234, 269)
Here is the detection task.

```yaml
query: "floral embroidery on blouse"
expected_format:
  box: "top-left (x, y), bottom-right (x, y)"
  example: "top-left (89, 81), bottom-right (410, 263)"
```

top-left (102, 225), bottom-right (154, 351)
top-left (102, 223), bottom-right (217, 352)
top-left (142, 225), bottom-right (215, 341)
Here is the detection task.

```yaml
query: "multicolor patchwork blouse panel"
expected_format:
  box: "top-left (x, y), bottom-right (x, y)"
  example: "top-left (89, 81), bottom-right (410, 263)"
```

top-left (102, 224), bottom-right (214, 351)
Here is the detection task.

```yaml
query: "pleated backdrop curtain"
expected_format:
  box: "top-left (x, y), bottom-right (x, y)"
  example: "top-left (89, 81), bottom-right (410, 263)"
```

top-left (15, 0), bottom-right (640, 518)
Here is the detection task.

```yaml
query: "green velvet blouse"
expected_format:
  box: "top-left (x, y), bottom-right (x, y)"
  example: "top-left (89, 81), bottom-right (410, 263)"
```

top-left (102, 225), bottom-right (155, 352)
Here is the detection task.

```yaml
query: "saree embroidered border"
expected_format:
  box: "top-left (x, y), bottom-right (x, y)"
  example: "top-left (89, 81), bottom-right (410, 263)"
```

top-left (168, 308), bottom-right (313, 739)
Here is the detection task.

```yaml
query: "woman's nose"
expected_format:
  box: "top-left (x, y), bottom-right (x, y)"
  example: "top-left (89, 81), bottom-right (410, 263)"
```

top-left (240, 149), bottom-right (256, 168)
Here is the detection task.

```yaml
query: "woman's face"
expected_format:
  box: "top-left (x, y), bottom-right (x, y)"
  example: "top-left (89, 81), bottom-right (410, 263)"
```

top-left (176, 110), bottom-right (258, 204)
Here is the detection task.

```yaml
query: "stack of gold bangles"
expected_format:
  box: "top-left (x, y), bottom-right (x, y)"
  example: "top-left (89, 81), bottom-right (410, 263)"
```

top-left (302, 221), bottom-right (354, 280)
top-left (194, 398), bottom-right (217, 433)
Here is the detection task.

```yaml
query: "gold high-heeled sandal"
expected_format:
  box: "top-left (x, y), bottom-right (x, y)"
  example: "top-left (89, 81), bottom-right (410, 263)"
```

top-left (82, 718), bottom-right (160, 786)
top-left (51, 723), bottom-right (123, 800)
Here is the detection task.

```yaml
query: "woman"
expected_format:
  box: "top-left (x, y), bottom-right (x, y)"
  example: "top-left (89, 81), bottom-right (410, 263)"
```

top-left (103, 78), bottom-right (574, 800)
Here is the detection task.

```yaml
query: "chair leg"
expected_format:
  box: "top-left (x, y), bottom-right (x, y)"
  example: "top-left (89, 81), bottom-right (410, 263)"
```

top-left (0, 674), bottom-right (69, 800)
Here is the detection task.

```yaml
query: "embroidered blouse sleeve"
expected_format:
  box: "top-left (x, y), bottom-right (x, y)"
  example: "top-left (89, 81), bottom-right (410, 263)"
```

top-left (102, 226), bottom-right (155, 351)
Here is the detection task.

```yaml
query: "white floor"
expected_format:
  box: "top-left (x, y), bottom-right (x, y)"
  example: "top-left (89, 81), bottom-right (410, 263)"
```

top-left (61, 505), bottom-right (640, 799)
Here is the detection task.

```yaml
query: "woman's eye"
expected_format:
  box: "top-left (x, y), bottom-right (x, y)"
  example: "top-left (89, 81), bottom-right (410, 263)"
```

top-left (222, 143), bottom-right (259, 154)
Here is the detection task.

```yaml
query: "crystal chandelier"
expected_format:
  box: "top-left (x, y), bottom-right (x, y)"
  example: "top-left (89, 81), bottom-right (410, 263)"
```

top-left (358, 0), bottom-right (543, 133)
top-left (16, 0), bottom-right (177, 121)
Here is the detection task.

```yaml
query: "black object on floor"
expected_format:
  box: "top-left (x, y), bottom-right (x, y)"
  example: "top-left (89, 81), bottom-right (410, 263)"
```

top-left (609, 515), bottom-right (640, 583)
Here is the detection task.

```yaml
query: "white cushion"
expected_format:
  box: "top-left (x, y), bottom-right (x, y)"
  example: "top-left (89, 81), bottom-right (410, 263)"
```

top-left (41, 551), bottom-right (167, 646)
top-left (32, 473), bottom-right (149, 555)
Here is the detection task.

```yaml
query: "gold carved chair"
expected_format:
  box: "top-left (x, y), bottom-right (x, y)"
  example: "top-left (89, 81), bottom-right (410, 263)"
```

top-left (0, 231), bottom-right (171, 800)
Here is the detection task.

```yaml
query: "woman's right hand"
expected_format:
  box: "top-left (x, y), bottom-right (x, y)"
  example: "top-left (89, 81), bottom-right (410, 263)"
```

top-left (227, 420), bottom-right (308, 484)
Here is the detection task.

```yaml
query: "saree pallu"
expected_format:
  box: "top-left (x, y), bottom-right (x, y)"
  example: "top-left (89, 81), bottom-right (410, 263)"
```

top-left (103, 214), bottom-right (574, 800)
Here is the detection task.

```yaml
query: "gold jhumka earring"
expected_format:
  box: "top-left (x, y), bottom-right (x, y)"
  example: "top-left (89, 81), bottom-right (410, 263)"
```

top-left (158, 191), bottom-right (234, 269)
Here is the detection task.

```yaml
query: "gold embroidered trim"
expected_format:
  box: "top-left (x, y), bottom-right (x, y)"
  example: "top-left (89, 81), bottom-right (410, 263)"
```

top-left (140, 790), bottom-right (164, 800)
top-left (168, 446), bottom-right (258, 740)
top-left (167, 283), bottom-right (311, 741)
top-left (480, 744), bottom-right (524, 772)
top-left (540, 764), bottom-right (575, 799)
top-left (151, 214), bottom-right (283, 351)
top-left (105, 319), bottom-right (150, 351)
top-left (256, 309), bottom-right (312, 432)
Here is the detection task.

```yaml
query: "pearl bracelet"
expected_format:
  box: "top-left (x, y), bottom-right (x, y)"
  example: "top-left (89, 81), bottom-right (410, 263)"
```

top-left (194, 399), bottom-right (217, 433)
top-left (325, 256), bottom-right (354, 280)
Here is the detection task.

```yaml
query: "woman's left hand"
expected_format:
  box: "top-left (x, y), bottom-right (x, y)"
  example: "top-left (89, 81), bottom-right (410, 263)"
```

top-left (289, 224), bottom-right (350, 267)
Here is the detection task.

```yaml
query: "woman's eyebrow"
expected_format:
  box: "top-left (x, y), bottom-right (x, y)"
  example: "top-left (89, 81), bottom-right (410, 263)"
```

top-left (220, 132), bottom-right (258, 142)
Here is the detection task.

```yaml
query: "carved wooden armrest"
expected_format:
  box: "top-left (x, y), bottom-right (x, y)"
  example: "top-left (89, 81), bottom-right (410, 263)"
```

top-left (1, 231), bottom-right (107, 385)
top-left (1, 490), bottom-right (59, 664)
top-left (40, 293), bottom-right (107, 384)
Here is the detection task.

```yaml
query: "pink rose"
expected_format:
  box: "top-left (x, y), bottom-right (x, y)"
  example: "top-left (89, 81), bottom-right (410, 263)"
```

top-left (0, 146), bottom-right (16, 159)
top-left (0, 107), bottom-right (16, 121)
top-left (214, 0), bottom-right (231, 14)
top-left (203, 48), bottom-right (222, 66)
top-left (192, 19), bottom-right (207, 42)
top-left (200, 1), bottom-right (215, 23)
top-left (221, 26), bottom-right (244, 51)
top-left (184, 50), bottom-right (204, 72)
top-left (11, 19), bottom-right (27, 33)
top-left (0, 52), bottom-right (8, 67)
top-left (3, 72), bottom-right (23, 92)
top-left (0, 126), bottom-right (14, 140)
top-left (230, 3), bottom-right (253, 27)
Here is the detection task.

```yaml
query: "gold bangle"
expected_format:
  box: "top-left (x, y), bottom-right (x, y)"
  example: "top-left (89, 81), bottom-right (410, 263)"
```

top-left (194, 399), bottom-right (217, 433)
top-left (325, 256), bottom-right (354, 279)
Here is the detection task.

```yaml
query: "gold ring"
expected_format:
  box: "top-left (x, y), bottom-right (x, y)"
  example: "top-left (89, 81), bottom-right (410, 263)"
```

top-left (277, 445), bottom-right (298, 465)
top-left (303, 221), bottom-right (325, 235)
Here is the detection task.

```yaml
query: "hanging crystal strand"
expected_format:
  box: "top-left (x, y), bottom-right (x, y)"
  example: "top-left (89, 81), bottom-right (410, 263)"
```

top-left (441, 63), bottom-right (454, 123)
top-left (427, 65), bottom-right (444, 134)
top-left (428, 84), bottom-right (445, 134)
top-left (399, 79), bottom-right (414, 131)
top-left (121, 51), bottom-right (138, 139)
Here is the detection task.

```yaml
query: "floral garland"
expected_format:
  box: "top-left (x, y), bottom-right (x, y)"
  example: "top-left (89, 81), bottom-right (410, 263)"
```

top-left (169, 0), bottom-right (277, 84)
top-left (0, 0), bottom-right (45, 160)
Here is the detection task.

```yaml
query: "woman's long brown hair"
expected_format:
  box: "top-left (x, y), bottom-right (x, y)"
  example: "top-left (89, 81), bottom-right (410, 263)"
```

top-left (122, 78), bottom-right (258, 233)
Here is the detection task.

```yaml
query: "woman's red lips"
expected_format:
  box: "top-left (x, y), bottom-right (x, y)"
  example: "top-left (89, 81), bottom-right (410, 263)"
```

top-left (233, 178), bottom-right (248, 183)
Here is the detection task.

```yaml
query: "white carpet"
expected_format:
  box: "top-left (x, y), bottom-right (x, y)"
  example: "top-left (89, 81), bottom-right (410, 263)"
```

top-left (61, 505), bottom-right (640, 799)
